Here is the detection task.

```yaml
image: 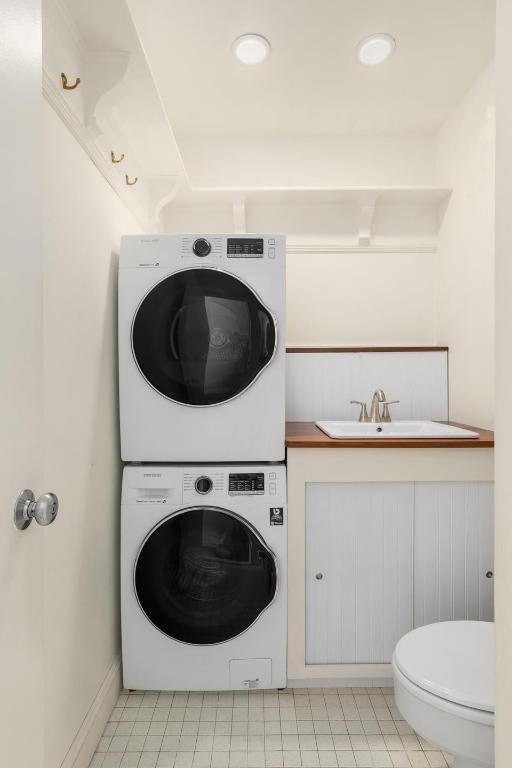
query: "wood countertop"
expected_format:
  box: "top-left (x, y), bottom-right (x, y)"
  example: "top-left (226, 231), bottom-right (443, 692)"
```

top-left (286, 346), bottom-right (448, 353)
top-left (286, 421), bottom-right (494, 449)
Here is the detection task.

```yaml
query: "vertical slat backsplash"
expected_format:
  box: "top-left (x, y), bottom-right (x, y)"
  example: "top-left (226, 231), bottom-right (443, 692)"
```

top-left (286, 349), bottom-right (448, 421)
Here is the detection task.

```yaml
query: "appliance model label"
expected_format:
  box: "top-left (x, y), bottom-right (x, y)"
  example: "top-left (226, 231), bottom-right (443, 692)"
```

top-left (270, 507), bottom-right (284, 526)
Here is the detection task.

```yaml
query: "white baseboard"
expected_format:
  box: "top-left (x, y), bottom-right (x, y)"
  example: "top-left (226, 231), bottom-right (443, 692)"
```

top-left (60, 655), bottom-right (122, 768)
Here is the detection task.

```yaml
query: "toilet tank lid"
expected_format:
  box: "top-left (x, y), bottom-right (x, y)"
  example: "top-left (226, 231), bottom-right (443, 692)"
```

top-left (394, 621), bottom-right (494, 713)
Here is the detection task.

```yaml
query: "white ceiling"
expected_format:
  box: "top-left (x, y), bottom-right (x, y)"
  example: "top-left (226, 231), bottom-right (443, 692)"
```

top-left (125, 0), bottom-right (495, 139)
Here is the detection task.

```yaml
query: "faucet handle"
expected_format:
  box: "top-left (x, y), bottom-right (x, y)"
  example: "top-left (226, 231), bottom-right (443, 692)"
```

top-left (350, 400), bottom-right (369, 422)
top-left (381, 400), bottom-right (400, 422)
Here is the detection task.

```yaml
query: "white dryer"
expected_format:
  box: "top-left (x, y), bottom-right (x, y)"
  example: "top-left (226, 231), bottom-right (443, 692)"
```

top-left (121, 463), bottom-right (287, 691)
top-left (119, 234), bottom-right (286, 462)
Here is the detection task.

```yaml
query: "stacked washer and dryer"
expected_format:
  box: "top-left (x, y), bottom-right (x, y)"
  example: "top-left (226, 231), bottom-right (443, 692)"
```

top-left (118, 234), bottom-right (287, 691)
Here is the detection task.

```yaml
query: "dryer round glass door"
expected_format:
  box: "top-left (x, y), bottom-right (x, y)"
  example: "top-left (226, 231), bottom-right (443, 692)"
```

top-left (132, 268), bottom-right (276, 406)
top-left (134, 507), bottom-right (277, 644)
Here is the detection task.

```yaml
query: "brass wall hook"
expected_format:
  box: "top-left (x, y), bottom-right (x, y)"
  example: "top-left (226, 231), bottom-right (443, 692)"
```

top-left (111, 151), bottom-right (125, 164)
top-left (125, 174), bottom-right (138, 186)
top-left (61, 72), bottom-right (81, 90)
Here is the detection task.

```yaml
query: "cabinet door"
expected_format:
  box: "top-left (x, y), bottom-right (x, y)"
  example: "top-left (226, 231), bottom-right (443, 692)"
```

top-left (414, 482), bottom-right (494, 627)
top-left (306, 482), bottom-right (414, 664)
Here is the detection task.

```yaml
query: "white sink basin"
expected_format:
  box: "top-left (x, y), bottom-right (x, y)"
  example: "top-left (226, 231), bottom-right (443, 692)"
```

top-left (315, 420), bottom-right (479, 440)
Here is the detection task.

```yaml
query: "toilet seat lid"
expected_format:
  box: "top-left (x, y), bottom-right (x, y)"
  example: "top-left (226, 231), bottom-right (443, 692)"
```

top-left (394, 621), bottom-right (494, 713)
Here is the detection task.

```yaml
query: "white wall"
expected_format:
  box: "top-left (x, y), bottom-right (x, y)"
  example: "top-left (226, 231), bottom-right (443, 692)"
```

top-left (42, 102), bottom-right (142, 768)
top-left (495, 2), bottom-right (512, 764)
top-left (286, 250), bottom-right (436, 346)
top-left (435, 64), bottom-right (495, 429)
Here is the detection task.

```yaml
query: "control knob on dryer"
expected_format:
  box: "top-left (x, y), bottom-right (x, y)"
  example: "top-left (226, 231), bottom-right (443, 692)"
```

top-left (193, 238), bottom-right (211, 257)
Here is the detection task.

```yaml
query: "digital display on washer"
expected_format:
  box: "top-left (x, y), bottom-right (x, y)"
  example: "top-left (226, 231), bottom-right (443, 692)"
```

top-left (227, 238), bottom-right (264, 256)
top-left (229, 472), bottom-right (265, 494)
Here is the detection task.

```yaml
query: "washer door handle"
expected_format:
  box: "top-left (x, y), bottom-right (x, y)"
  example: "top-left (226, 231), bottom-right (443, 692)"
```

top-left (14, 489), bottom-right (59, 530)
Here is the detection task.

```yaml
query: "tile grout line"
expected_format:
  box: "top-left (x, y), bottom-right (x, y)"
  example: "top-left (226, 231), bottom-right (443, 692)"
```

top-left (90, 688), bottom-right (451, 768)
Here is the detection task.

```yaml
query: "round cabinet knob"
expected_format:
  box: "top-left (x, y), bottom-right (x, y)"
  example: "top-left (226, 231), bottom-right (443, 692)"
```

top-left (486, 570), bottom-right (494, 579)
top-left (193, 238), bottom-right (211, 257)
top-left (315, 573), bottom-right (324, 580)
top-left (195, 476), bottom-right (213, 495)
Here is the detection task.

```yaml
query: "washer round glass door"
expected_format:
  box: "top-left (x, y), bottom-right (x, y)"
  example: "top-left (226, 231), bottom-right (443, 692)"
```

top-left (132, 268), bottom-right (276, 406)
top-left (134, 507), bottom-right (277, 645)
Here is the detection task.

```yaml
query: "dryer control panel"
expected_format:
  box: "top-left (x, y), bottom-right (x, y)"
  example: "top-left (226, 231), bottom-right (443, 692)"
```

top-left (226, 238), bottom-right (264, 257)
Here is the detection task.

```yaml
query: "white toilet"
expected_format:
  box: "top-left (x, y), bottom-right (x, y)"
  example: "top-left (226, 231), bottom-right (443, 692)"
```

top-left (392, 621), bottom-right (494, 768)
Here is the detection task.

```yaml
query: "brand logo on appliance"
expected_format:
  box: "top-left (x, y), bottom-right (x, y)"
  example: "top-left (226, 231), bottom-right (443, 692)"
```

top-left (270, 508), bottom-right (284, 526)
top-left (143, 473), bottom-right (162, 478)
top-left (138, 262), bottom-right (160, 267)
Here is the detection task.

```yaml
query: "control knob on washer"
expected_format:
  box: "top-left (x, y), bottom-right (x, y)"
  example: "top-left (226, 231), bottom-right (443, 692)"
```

top-left (195, 476), bottom-right (213, 494)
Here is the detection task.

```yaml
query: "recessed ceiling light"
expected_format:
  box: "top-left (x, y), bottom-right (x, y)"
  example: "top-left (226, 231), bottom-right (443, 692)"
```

top-left (232, 34), bottom-right (271, 65)
top-left (357, 33), bottom-right (396, 66)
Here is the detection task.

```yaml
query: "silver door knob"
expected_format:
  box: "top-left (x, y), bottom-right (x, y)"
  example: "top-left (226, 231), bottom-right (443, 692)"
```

top-left (14, 489), bottom-right (59, 530)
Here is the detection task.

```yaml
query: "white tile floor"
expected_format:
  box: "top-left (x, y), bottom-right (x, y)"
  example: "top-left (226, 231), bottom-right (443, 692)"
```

top-left (89, 688), bottom-right (453, 768)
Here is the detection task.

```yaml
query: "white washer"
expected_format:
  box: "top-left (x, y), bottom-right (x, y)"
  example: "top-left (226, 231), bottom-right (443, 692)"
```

top-left (121, 463), bottom-right (287, 691)
top-left (119, 234), bottom-right (286, 462)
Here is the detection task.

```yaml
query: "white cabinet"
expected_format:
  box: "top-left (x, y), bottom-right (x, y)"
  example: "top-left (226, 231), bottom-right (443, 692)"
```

top-left (305, 481), bottom-right (494, 665)
top-left (414, 482), bottom-right (494, 626)
top-left (306, 482), bottom-right (414, 664)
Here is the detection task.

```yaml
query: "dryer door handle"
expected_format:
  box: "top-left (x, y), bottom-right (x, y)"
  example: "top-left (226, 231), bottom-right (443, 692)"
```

top-left (169, 310), bottom-right (182, 360)
top-left (259, 312), bottom-right (272, 361)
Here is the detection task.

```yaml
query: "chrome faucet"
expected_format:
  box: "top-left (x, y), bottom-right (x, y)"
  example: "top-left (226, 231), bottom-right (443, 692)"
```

top-left (369, 389), bottom-right (387, 422)
top-left (350, 389), bottom-right (400, 423)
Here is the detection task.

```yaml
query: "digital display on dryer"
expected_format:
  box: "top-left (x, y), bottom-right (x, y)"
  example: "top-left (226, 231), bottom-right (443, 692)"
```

top-left (227, 238), bottom-right (264, 256)
top-left (229, 473), bottom-right (265, 494)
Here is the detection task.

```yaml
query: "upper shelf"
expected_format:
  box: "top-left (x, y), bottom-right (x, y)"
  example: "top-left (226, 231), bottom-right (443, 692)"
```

top-left (171, 185), bottom-right (451, 207)
top-left (166, 186), bottom-right (451, 249)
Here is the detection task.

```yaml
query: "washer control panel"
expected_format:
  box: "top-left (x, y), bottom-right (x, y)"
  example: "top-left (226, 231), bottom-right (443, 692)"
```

top-left (228, 472), bottom-right (265, 495)
top-left (123, 465), bottom-right (285, 506)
